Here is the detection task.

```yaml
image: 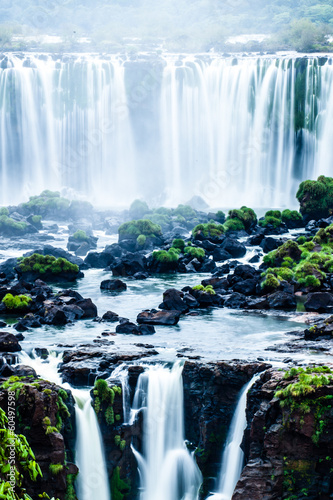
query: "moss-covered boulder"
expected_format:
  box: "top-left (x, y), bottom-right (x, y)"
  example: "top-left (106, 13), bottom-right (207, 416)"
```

top-left (16, 254), bottom-right (83, 282)
top-left (118, 219), bottom-right (162, 242)
top-left (296, 175), bottom-right (333, 221)
top-left (224, 206), bottom-right (257, 232)
top-left (192, 222), bottom-right (225, 241)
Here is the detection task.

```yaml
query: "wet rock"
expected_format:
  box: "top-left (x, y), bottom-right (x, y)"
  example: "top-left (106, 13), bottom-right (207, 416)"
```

top-left (76, 298), bottom-right (98, 318)
top-left (304, 315), bottom-right (333, 340)
top-left (102, 311), bottom-right (120, 322)
top-left (100, 279), bottom-right (127, 292)
top-left (259, 236), bottom-right (280, 253)
top-left (159, 288), bottom-right (189, 313)
top-left (267, 292), bottom-right (297, 310)
top-left (213, 248), bottom-right (232, 262)
top-left (116, 321), bottom-right (140, 334)
top-left (0, 332), bottom-right (22, 352)
top-left (137, 309), bottom-right (181, 325)
top-left (112, 253), bottom-right (147, 277)
top-left (221, 238), bottom-right (247, 258)
top-left (84, 250), bottom-right (115, 268)
top-left (137, 324), bottom-right (156, 335)
top-left (304, 292), bottom-right (333, 313)
top-left (224, 292), bottom-right (247, 309)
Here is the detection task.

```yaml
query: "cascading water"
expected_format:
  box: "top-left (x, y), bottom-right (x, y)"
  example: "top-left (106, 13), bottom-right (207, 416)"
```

top-left (73, 389), bottom-right (111, 500)
top-left (207, 374), bottom-right (261, 500)
top-left (1, 53), bottom-right (333, 207)
top-left (18, 351), bottom-right (111, 500)
top-left (131, 363), bottom-right (202, 500)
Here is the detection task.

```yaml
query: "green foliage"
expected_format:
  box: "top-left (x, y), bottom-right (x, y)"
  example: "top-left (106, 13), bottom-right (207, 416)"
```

top-left (297, 236), bottom-right (307, 245)
top-left (278, 18), bottom-right (329, 52)
top-left (173, 204), bottom-right (196, 220)
top-left (172, 239), bottom-right (185, 251)
top-left (192, 284), bottom-right (216, 295)
top-left (296, 175), bottom-right (333, 219)
top-left (282, 209), bottom-right (302, 223)
top-left (93, 380), bottom-right (121, 427)
top-left (215, 211), bottom-right (225, 223)
top-left (18, 254), bottom-right (79, 276)
top-left (184, 246), bottom-right (205, 260)
top-left (152, 248), bottom-right (179, 263)
top-left (31, 215), bottom-right (42, 224)
top-left (263, 240), bottom-right (302, 267)
top-left (261, 273), bottom-right (280, 291)
top-left (20, 191), bottom-right (70, 216)
top-left (259, 214), bottom-right (282, 228)
top-left (118, 219), bottom-right (162, 238)
top-left (65, 472), bottom-right (78, 500)
top-left (129, 200), bottom-right (149, 219)
top-left (266, 210), bottom-right (282, 218)
top-left (110, 467), bottom-right (130, 500)
top-left (136, 234), bottom-right (146, 246)
top-left (0, 207), bottom-right (9, 216)
top-left (2, 293), bottom-right (32, 311)
top-left (120, 440), bottom-right (126, 451)
top-left (0, 407), bottom-right (43, 499)
top-left (72, 230), bottom-right (89, 242)
top-left (226, 206), bottom-right (257, 231)
top-left (192, 223), bottom-right (224, 239)
top-left (0, 215), bottom-right (28, 234)
top-left (49, 463), bottom-right (63, 476)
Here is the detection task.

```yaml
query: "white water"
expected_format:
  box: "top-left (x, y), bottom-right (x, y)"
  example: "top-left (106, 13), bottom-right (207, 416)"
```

top-left (73, 389), bottom-right (111, 500)
top-left (131, 363), bottom-right (202, 500)
top-left (1, 53), bottom-right (333, 207)
top-left (206, 374), bottom-right (261, 500)
top-left (18, 351), bottom-right (111, 500)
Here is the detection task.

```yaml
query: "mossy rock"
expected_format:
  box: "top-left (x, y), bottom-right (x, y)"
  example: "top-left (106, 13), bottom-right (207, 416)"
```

top-left (16, 254), bottom-right (82, 282)
top-left (118, 219), bottom-right (162, 241)
top-left (192, 222), bottom-right (224, 241)
top-left (296, 175), bottom-right (333, 221)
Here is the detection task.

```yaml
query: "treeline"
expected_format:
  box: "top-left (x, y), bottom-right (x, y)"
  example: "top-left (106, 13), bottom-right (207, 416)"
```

top-left (0, 0), bottom-right (333, 52)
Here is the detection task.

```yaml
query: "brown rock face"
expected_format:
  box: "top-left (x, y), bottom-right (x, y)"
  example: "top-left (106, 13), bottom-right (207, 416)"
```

top-left (0, 372), bottom-right (77, 500)
top-left (233, 369), bottom-right (333, 500)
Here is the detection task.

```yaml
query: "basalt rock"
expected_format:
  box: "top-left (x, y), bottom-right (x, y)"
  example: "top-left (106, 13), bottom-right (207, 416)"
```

top-left (137, 309), bottom-right (181, 325)
top-left (0, 332), bottom-right (22, 352)
top-left (100, 279), bottom-right (127, 292)
top-left (304, 292), bottom-right (333, 313)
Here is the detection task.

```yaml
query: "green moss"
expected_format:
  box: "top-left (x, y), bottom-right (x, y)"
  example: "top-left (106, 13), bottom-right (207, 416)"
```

top-left (114, 435), bottom-right (121, 446)
top-left (259, 215), bottom-right (282, 228)
top-left (0, 207), bottom-right (9, 216)
top-left (297, 236), bottom-right (307, 245)
top-left (282, 209), bottom-right (303, 223)
top-left (172, 238), bottom-right (185, 251)
top-left (192, 284), bottom-right (216, 295)
top-left (0, 215), bottom-right (28, 233)
top-left (93, 380), bottom-right (121, 427)
top-left (129, 199), bottom-right (149, 219)
top-left (184, 246), bottom-right (205, 260)
top-left (110, 467), bottom-right (130, 500)
top-left (31, 215), bottom-right (42, 224)
top-left (152, 248), bottom-right (179, 263)
top-left (261, 273), bottom-right (280, 291)
top-left (215, 210), bottom-right (225, 223)
top-left (2, 293), bottom-right (32, 311)
top-left (20, 190), bottom-right (70, 216)
top-left (174, 204), bottom-right (196, 219)
top-left (65, 472), bottom-right (78, 500)
top-left (49, 463), bottom-right (63, 476)
top-left (72, 230), bottom-right (89, 242)
top-left (296, 175), bottom-right (333, 219)
top-left (192, 222), bottom-right (224, 239)
top-left (118, 219), bottom-right (162, 238)
top-left (264, 240), bottom-right (302, 267)
top-left (136, 234), bottom-right (146, 246)
top-left (223, 218), bottom-right (245, 232)
top-left (18, 254), bottom-right (79, 276)
top-left (120, 440), bottom-right (126, 451)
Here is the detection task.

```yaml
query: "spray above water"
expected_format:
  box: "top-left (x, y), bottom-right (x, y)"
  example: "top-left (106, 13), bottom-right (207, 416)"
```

top-left (131, 363), bottom-right (202, 500)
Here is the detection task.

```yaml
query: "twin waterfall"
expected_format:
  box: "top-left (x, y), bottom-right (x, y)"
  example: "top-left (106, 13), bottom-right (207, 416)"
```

top-left (1, 54), bottom-right (333, 207)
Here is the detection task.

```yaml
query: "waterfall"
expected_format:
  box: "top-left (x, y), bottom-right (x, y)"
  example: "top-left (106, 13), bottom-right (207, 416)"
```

top-left (131, 363), bottom-right (202, 500)
top-left (1, 53), bottom-right (333, 208)
top-left (18, 351), bottom-right (111, 500)
top-left (73, 390), bottom-right (111, 500)
top-left (206, 374), bottom-right (260, 500)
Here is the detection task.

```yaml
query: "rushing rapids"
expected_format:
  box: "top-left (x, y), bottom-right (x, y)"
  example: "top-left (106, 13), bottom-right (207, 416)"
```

top-left (0, 53), bottom-right (332, 207)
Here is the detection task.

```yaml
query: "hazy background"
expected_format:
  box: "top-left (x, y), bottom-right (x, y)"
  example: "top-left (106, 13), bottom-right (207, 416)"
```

top-left (1, 0), bottom-right (333, 52)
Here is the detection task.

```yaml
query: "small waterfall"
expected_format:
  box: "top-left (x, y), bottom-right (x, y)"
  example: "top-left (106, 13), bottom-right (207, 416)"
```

top-left (207, 374), bottom-right (260, 500)
top-left (73, 390), bottom-right (111, 500)
top-left (18, 351), bottom-right (111, 500)
top-left (109, 363), bottom-right (131, 423)
top-left (131, 363), bottom-right (202, 500)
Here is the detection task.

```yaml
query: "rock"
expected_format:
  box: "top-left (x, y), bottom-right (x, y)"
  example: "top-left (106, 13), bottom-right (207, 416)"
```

top-left (259, 236), bottom-right (280, 253)
top-left (0, 332), bottom-right (22, 352)
top-left (137, 309), bottom-right (181, 325)
top-left (44, 307), bottom-right (70, 326)
top-left (14, 315), bottom-right (42, 331)
top-left (234, 264), bottom-right (258, 280)
top-left (267, 292), bottom-right (297, 310)
top-left (111, 253), bottom-right (147, 277)
top-left (116, 321), bottom-right (140, 334)
top-left (76, 298), bottom-right (98, 318)
top-left (159, 288), bottom-right (189, 313)
top-left (84, 250), bottom-right (116, 268)
top-left (137, 324), bottom-right (155, 335)
top-left (245, 297), bottom-right (269, 309)
top-left (212, 248), bottom-right (232, 262)
top-left (221, 238), bottom-right (246, 258)
top-left (304, 292), bottom-right (333, 313)
top-left (232, 279), bottom-right (257, 296)
top-left (100, 279), bottom-right (127, 292)
top-left (224, 292), bottom-right (247, 309)
top-left (102, 311), bottom-right (119, 322)
top-left (248, 234), bottom-right (264, 246)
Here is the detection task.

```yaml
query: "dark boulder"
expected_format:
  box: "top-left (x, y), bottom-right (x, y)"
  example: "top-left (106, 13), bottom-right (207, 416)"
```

top-left (0, 332), bottom-right (22, 352)
top-left (232, 279), bottom-right (257, 296)
top-left (159, 288), bottom-right (189, 313)
top-left (224, 292), bottom-right (247, 309)
top-left (137, 309), bottom-right (181, 325)
top-left (84, 250), bottom-right (115, 269)
top-left (260, 236), bottom-right (280, 253)
top-left (221, 238), bottom-right (246, 258)
top-left (76, 298), bottom-right (98, 318)
top-left (267, 292), bottom-right (296, 310)
top-left (212, 248), bottom-right (232, 262)
top-left (100, 279), bottom-right (127, 292)
top-left (111, 253), bottom-right (147, 277)
top-left (304, 292), bottom-right (333, 313)
top-left (102, 311), bottom-right (119, 322)
top-left (116, 321), bottom-right (140, 335)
